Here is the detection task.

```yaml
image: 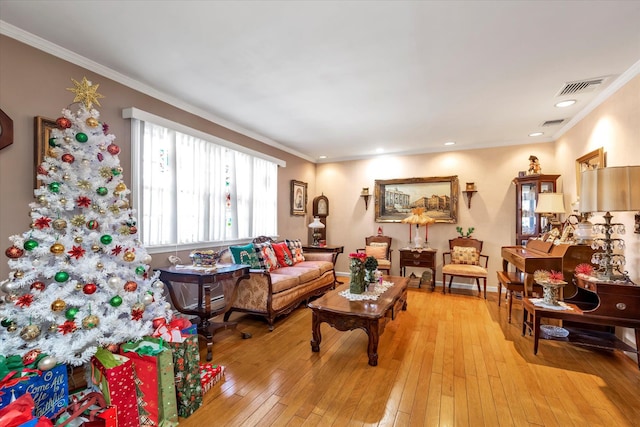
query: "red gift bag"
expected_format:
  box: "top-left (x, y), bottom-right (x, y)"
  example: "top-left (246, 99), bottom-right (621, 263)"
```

top-left (90, 349), bottom-right (140, 427)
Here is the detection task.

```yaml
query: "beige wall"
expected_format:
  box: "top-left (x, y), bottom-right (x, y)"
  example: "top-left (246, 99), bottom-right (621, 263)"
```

top-left (0, 35), bottom-right (315, 277)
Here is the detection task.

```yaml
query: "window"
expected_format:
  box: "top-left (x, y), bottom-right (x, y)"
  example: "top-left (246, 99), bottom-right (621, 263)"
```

top-left (124, 108), bottom-right (283, 250)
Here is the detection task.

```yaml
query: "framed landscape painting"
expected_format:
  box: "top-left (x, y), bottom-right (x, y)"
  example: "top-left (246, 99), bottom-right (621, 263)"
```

top-left (374, 176), bottom-right (459, 223)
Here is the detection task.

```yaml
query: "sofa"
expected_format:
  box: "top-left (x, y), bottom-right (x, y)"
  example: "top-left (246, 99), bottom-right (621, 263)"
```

top-left (220, 236), bottom-right (336, 330)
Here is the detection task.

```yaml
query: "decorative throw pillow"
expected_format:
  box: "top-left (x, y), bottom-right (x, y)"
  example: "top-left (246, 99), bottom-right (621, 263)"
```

top-left (451, 246), bottom-right (479, 265)
top-left (254, 242), bottom-right (280, 271)
top-left (229, 243), bottom-right (261, 269)
top-left (365, 245), bottom-right (387, 260)
top-left (285, 239), bottom-right (305, 263)
top-left (272, 241), bottom-right (294, 266)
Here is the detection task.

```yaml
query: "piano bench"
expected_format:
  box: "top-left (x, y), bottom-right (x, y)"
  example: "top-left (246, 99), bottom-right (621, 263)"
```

top-left (497, 271), bottom-right (525, 323)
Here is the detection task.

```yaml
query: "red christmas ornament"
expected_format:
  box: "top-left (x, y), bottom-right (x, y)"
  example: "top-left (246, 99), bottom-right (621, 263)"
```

top-left (76, 196), bottom-right (92, 208)
top-left (83, 283), bottom-right (97, 294)
top-left (61, 153), bottom-right (75, 163)
top-left (107, 144), bottom-right (120, 155)
top-left (129, 226), bottom-right (137, 234)
top-left (31, 281), bottom-right (46, 291)
top-left (5, 246), bottom-right (24, 259)
top-left (16, 294), bottom-right (34, 308)
top-left (56, 117), bottom-right (72, 129)
top-left (34, 217), bottom-right (52, 229)
top-left (86, 220), bottom-right (99, 230)
top-left (37, 165), bottom-right (48, 176)
top-left (22, 349), bottom-right (42, 365)
top-left (124, 281), bottom-right (138, 292)
top-left (67, 245), bottom-right (86, 260)
top-left (105, 343), bottom-right (120, 353)
top-left (58, 320), bottom-right (77, 335)
top-left (97, 153), bottom-right (104, 162)
top-left (131, 308), bottom-right (144, 321)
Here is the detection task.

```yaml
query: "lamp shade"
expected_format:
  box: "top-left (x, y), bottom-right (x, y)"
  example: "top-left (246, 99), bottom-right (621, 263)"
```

top-left (308, 216), bottom-right (325, 229)
top-left (535, 193), bottom-right (566, 214)
top-left (580, 166), bottom-right (640, 213)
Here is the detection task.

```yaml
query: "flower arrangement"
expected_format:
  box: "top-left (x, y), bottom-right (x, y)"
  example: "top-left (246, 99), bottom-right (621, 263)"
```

top-left (348, 252), bottom-right (367, 294)
top-left (575, 263), bottom-right (595, 277)
top-left (533, 269), bottom-right (565, 283)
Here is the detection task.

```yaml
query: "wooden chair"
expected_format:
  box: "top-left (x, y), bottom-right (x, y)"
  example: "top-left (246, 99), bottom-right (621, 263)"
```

top-left (442, 238), bottom-right (489, 298)
top-left (497, 270), bottom-right (544, 323)
top-left (358, 235), bottom-right (393, 274)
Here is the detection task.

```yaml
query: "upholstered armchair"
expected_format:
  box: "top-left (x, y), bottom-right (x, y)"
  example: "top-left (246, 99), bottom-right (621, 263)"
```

top-left (358, 235), bottom-right (393, 275)
top-left (442, 238), bottom-right (489, 298)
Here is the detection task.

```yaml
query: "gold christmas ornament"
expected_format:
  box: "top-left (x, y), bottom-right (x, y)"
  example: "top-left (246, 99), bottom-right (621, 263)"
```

top-left (7, 324), bottom-right (17, 332)
top-left (109, 205), bottom-right (120, 214)
top-left (60, 198), bottom-right (67, 205)
top-left (91, 244), bottom-right (101, 253)
top-left (20, 324), bottom-right (41, 340)
top-left (99, 209), bottom-right (106, 215)
top-left (13, 270), bottom-right (24, 279)
top-left (50, 243), bottom-right (65, 254)
top-left (49, 324), bottom-right (58, 332)
top-left (52, 219), bottom-right (68, 230)
top-left (49, 166), bottom-right (58, 173)
top-left (82, 315), bottom-right (100, 329)
top-left (114, 183), bottom-right (127, 194)
top-left (74, 236), bottom-right (83, 244)
top-left (62, 174), bottom-right (70, 181)
top-left (64, 136), bottom-right (72, 143)
top-left (38, 195), bottom-right (47, 204)
top-left (71, 215), bottom-right (86, 227)
top-left (75, 283), bottom-right (83, 290)
top-left (67, 77), bottom-right (104, 108)
top-left (51, 299), bottom-right (66, 311)
top-left (96, 262), bottom-right (104, 270)
top-left (86, 117), bottom-right (99, 127)
top-left (123, 251), bottom-right (136, 262)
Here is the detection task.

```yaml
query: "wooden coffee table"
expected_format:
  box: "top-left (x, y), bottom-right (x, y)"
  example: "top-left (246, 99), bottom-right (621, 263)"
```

top-left (308, 275), bottom-right (409, 366)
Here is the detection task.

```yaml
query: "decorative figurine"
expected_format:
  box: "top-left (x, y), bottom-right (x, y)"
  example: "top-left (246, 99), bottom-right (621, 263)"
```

top-left (528, 155), bottom-right (541, 174)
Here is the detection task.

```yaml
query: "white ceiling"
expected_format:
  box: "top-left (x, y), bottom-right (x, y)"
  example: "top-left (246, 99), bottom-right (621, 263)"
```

top-left (1, 1), bottom-right (639, 162)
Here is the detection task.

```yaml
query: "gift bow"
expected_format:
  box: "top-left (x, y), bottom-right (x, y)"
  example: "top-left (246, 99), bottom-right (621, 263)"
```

top-left (151, 317), bottom-right (192, 343)
top-left (0, 368), bottom-right (41, 389)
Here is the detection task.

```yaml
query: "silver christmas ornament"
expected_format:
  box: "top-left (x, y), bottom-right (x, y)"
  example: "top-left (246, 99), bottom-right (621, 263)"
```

top-left (38, 355), bottom-right (58, 371)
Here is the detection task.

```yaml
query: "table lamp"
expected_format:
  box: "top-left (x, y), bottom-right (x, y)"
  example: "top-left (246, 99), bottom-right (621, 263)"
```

top-left (308, 216), bottom-right (325, 246)
top-left (580, 165), bottom-right (640, 280)
top-left (401, 207), bottom-right (435, 248)
top-left (534, 192), bottom-right (566, 233)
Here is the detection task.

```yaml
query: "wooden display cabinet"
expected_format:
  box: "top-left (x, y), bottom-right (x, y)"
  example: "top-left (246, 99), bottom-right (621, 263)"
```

top-left (513, 174), bottom-right (559, 245)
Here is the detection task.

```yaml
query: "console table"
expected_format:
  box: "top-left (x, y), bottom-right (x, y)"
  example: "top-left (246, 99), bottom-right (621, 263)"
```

top-left (399, 248), bottom-right (437, 289)
top-left (157, 264), bottom-right (249, 361)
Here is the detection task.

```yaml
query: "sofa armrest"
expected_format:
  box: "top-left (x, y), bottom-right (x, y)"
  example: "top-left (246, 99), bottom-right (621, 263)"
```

top-left (303, 252), bottom-right (335, 264)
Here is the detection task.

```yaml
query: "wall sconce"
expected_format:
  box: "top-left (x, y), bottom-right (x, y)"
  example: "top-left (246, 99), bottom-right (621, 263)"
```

top-left (360, 187), bottom-right (370, 210)
top-left (462, 182), bottom-right (477, 208)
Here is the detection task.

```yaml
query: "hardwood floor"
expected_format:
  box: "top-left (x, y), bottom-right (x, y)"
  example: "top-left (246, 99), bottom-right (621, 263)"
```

top-left (182, 287), bottom-right (640, 426)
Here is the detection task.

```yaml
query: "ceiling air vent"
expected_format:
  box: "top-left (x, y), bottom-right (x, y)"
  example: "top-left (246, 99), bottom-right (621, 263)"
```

top-left (541, 119), bottom-right (565, 127)
top-left (557, 76), bottom-right (608, 96)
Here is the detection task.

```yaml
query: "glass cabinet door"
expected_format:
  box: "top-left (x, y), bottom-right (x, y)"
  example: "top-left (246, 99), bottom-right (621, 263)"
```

top-left (514, 174), bottom-right (559, 244)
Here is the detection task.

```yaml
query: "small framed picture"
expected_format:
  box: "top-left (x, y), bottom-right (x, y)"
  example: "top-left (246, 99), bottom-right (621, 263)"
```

top-left (290, 180), bottom-right (307, 216)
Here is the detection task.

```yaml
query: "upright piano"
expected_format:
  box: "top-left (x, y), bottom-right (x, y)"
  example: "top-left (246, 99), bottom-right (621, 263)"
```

top-left (501, 239), bottom-right (594, 296)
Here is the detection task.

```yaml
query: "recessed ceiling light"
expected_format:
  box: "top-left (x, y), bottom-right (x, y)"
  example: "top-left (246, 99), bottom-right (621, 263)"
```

top-left (318, 155), bottom-right (327, 159)
top-left (528, 132), bottom-right (544, 137)
top-left (376, 148), bottom-right (384, 153)
top-left (555, 99), bottom-right (576, 108)
top-left (444, 141), bottom-right (456, 146)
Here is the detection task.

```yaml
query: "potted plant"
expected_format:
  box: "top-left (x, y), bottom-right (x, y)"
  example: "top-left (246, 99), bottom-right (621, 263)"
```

top-left (456, 226), bottom-right (475, 238)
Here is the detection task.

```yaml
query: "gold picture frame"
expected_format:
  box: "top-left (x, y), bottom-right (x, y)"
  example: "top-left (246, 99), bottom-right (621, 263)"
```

top-left (374, 176), bottom-right (459, 223)
top-left (34, 116), bottom-right (57, 189)
top-left (575, 147), bottom-right (605, 196)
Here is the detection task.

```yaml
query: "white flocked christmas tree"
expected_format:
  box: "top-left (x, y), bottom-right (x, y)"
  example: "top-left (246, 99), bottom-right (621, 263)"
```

top-left (0, 77), bottom-right (171, 367)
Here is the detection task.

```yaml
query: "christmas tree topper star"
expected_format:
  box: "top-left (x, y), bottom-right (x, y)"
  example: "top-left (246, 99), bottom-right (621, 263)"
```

top-left (67, 77), bottom-right (105, 108)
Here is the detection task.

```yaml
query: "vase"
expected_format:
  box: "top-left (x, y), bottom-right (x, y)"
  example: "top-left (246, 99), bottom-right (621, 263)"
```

top-left (349, 259), bottom-right (366, 294)
top-left (540, 281), bottom-right (566, 305)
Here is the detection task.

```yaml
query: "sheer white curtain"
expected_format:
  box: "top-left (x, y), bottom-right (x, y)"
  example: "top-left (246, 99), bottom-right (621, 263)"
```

top-left (132, 118), bottom-right (278, 249)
